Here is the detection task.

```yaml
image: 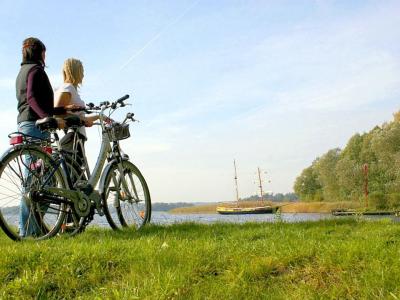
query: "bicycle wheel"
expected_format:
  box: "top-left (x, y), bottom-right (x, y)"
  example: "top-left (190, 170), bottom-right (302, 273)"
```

top-left (102, 161), bottom-right (151, 230)
top-left (0, 146), bottom-right (67, 241)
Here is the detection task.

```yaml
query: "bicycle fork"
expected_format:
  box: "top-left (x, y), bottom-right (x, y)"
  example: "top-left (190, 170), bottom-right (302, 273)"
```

top-left (113, 162), bottom-right (140, 206)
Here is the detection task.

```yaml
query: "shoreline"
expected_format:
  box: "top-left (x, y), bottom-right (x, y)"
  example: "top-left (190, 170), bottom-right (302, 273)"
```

top-left (168, 201), bottom-right (362, 214)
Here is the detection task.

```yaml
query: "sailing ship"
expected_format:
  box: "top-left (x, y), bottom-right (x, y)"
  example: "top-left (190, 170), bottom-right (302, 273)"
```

top-left (216, 161), bottom-right (276, 215)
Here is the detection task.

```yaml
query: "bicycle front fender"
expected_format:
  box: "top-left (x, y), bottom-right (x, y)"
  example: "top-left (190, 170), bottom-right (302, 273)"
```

top-left (98, 156), bottom-right (130, 197)
top-left (98, 159), bottom-right (117, 197)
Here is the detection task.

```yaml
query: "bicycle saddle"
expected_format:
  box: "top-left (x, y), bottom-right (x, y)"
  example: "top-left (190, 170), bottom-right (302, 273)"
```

top-left (35, 117), bottom-right (58, 131)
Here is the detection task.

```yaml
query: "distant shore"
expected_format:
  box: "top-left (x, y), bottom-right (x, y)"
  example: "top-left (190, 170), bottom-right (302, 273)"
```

top-left (169, 201), bottom-right (362, 214)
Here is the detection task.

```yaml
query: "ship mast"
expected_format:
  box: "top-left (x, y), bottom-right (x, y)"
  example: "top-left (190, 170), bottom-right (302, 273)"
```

top-left (257, 167), bottom-right (264, 206)
top-left (234, 160), bottom-right (239, 207)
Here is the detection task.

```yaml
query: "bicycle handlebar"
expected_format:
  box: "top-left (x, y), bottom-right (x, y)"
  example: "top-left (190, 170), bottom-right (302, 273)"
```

top-left (68, 107), bottom-right (91, 114)
top-left (116, 94), bottom-right (129, 103)
top-left (66, 95), bottom-right (130, 114)
top-left (85, 94), bottom-right (130, 111)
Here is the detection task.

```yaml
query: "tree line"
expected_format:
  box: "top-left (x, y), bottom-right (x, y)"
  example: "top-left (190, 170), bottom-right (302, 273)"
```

top-left (293, 111), bottom-right (400, 209)
top-left (241, 193), bottom-right (298, 202)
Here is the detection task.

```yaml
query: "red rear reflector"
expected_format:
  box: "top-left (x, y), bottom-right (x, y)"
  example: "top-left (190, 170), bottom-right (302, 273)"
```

top-left (43, 146), bottom-right (53, 154)
top-left (9, 135), bottom-right (23, 145)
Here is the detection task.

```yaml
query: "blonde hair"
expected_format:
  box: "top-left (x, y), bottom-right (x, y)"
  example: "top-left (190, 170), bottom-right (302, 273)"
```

top-left (63, 58), bottom-right (84, 87)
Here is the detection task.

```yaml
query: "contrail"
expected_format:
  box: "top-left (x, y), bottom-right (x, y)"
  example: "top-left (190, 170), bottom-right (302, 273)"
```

top-left (119, 0), bottom-right (201, 71)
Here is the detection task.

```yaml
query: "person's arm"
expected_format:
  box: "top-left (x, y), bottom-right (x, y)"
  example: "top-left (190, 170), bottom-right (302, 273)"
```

top-left (55, 91), bottom-right (92, 128)
top-left (54, 92), bottom-right (72, 108)
top-left (26, 68), bottom-right (49, 118)
top-left (54, 92), bottom-right (84, 115)
top-left (83, 115), bottom-right (99, 127)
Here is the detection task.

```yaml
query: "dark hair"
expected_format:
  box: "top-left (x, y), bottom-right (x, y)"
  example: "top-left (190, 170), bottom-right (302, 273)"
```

top-left (22, 37), bottom-right (46, 63)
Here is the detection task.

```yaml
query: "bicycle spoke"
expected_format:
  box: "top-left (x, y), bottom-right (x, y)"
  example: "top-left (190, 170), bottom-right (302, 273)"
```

top-left (127, 172), bottom-right (140, 202)
top-left (103, 161), bottom-right (151, 230)
top-left (2, 169), bottom-right (23, 193)
top-left (0, 147), bottom-right (66, 240)
top-left (0, 183), bottom-right (22, 196)
top-left (0, 194), bottom-right (20, 204)
top-left (5, 161), bottom-right (24, 188)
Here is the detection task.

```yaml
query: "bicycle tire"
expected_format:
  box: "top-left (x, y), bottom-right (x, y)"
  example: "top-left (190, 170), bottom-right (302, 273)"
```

top-left (0, 145), bottom-right (67, 241)
top-left (102, 161), bottom-right (151, 230)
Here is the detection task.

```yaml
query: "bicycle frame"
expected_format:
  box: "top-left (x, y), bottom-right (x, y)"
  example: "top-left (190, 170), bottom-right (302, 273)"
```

top-left (0, 93), bottom-right (151, 241)
top-left (45, 107), bottom-right (134, 211)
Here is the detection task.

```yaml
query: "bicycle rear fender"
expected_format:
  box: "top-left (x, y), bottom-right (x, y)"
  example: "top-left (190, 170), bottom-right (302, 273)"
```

top-left (0, 144), bottom-right (50, 168)
top-left (0, 144), bottom-right (70, 190)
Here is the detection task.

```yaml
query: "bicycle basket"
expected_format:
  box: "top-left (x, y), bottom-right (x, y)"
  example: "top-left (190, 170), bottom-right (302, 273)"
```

top-left (107, 123), bottom-right (130, 141)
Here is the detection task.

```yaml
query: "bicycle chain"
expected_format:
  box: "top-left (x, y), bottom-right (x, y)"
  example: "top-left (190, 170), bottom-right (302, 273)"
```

top-left (80, 206), bottom-right (96, 231)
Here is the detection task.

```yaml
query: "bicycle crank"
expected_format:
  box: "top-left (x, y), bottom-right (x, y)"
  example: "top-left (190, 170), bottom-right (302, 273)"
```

top-left (74, 194), bottom-right (91, 217)
top-left (45, 187), bottom-right (91, 217)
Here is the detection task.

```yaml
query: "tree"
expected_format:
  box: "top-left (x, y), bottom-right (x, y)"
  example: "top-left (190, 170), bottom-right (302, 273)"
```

top-left (295, 110), bottom-right (400, 207)
top-left (314, 148), bottom-right (341, 201)
top-left (293, 165), bottom-right (322, 201)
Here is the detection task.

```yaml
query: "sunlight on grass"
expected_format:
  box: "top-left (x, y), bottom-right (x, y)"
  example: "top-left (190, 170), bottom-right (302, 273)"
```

top-left (0, 219), bottom-right (399, 299)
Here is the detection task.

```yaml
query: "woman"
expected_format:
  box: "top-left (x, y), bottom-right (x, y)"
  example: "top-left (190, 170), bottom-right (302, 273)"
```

top-left (16, 37), bottom-right (59, 135)
top-left (54, 58), bottom-right (98, 161)
top-left (16, 37), bottom-right (62, 236)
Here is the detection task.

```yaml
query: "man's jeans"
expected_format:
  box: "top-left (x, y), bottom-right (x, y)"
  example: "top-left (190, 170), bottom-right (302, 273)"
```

top-left (17, 121), bottom-right (49, 237)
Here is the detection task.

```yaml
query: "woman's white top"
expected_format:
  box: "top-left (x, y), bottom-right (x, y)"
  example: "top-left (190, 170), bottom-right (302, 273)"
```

top-left (54, 83), bottom-right (86, 137)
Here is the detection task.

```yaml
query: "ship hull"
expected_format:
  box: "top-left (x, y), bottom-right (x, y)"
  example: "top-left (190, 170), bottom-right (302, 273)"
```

top-left (216, 206), bottom-right (276, 215)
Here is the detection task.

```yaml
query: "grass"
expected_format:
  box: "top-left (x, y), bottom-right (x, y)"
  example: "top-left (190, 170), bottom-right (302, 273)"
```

top-left (1, 219), bottom-right (400, 299)
top-left (170, 201), bottom-right (361, 214)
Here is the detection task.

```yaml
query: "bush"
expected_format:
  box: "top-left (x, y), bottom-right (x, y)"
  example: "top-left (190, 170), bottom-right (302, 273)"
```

top-left (387, 193), bottom-right (400, 209)
top-left (368, 191), bottom-right (388, 209)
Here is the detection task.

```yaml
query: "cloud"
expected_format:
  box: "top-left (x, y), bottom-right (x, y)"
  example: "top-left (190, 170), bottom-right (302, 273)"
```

top-left (129, 1), bottom-right (400, 199)
top-left (2, 1), bottom-right (399, 202)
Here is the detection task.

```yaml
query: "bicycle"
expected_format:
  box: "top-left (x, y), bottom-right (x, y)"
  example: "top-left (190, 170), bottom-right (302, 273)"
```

top-left (0, 95), bottom-right (151, 241)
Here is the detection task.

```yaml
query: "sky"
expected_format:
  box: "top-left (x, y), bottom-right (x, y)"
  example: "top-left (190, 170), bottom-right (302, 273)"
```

top-left (0, 0), bottom-right (399, 203)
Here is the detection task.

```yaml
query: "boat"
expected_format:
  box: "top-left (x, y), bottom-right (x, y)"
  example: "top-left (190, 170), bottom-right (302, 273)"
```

top-left (216, 161), bottom-right (276, 215)
top-left (216, 205), bottom-right (276, 214)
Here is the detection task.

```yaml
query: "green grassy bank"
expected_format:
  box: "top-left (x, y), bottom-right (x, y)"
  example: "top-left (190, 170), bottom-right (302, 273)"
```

top-left (1, 219), bottom-right (400, 299)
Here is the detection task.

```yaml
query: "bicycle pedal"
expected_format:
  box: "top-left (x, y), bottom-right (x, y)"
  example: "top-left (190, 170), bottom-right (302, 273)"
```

top-left (89, 191), bottom-right (104, 216)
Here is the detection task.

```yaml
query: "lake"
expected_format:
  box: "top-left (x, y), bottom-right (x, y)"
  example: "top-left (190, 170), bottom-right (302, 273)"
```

top-left (2, 210), bottom-right (398, 230)
top-left (90, 211), bottom-right (400, 228)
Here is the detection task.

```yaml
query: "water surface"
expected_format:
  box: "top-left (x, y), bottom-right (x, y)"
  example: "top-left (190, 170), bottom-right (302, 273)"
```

top-left (91, 211), bottom-right (400, 228)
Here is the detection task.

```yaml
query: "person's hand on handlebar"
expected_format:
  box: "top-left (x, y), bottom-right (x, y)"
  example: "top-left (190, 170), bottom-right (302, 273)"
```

top-left (82, 115), bottom-right (98, 127)
top-left (82, 115), bottom-right (113, 127)
top-left (103, 116), bottom-right (113, 124)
